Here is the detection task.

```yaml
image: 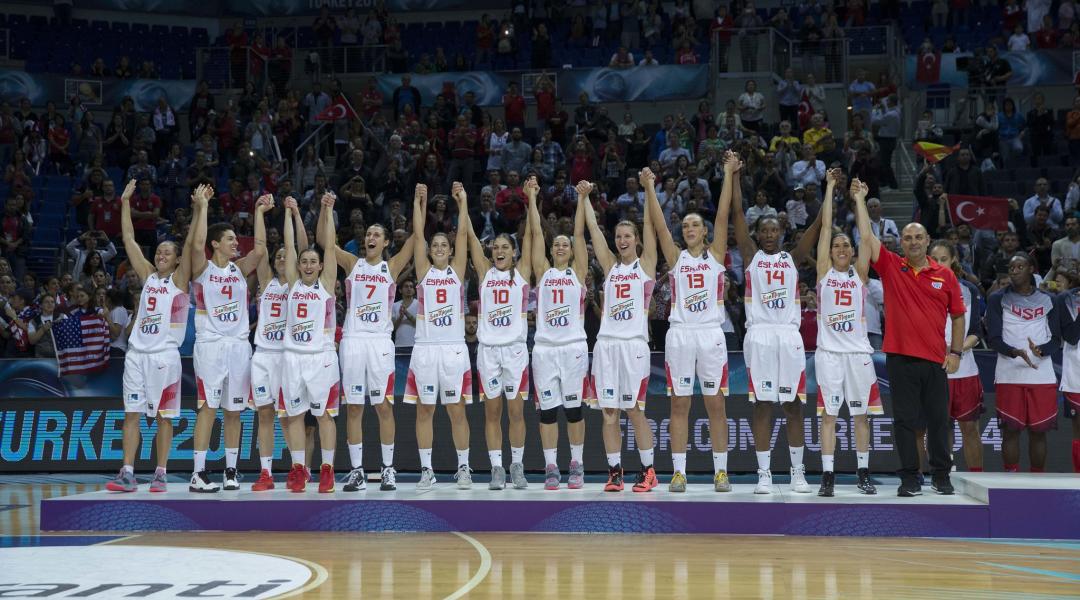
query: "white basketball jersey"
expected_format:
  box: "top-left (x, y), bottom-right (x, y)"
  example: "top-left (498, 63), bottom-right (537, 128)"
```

top-left (1060, 291), bottom-right (1080, 392)
top-left (415, 265), bottom-right (465, 344)
top-left (343, 259), bottom-right (396, 337)
top-left (947, 279), bottom-right (979, 379)
top-left (255, 278), bottom-right (289, 351)
top-left (193, 261), bottom-right (249, 342)
top-left (284, 279), bottom-right (336, 354)
top-left (745, 249), bottom-right (800, 328)
top-left (669, 249), bottom-right (726, 327)
top-left (599, 259), bottom-right (654, 341)
top-left (128, 272), bottom-right (189, 353)
top-left (478, 267), bottom-right (529, 346)
top-left (995, 288), bottom-right (1056, 385)
top-left (535, 267), bottom-right (586, 345)
top-left (816, 267), bottom-right (872, 353)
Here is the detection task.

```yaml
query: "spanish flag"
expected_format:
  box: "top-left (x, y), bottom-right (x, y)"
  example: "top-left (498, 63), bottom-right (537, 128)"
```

top-left (913, 141), bottom-right (959, 164)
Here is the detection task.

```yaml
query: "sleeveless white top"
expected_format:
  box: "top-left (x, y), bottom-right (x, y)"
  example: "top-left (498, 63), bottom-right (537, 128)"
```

top-left (415, 265), bottom-right (465, 344)
top-left (193, 260), bottom-right (249, 342)
top-left (744, 249), bottom-right (800, 329)
top-left (816, 267), bottom-right (872, 354)
top-left (599, 259), bottom-right (654, 342)
top-left (284, 279), bottom-right (336, 354)
top-left (255, 277), bottom-right (289, 351)
top-left (668, 248), bottom-right (726, 327)
top-left (535, 267), bottom-right (587, 345)
top-left (477, 267), bottom-right (529, 346)
top-left (343, 259), bottom-right (396, 337)
top-left (128, 271), bottom-right (189, 353)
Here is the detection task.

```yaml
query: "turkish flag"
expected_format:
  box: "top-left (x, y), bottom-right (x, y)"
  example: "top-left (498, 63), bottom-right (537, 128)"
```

top-left (948, 194), bottom-right (1010, 231)
top-left (314, 98), bottom-right (358, 121)
top-left (797, 90), bottom-right (814, 130)
top-left (916, 52), bottom-right (941, 84)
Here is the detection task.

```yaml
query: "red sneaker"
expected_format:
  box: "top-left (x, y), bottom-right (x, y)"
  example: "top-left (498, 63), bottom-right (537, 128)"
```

top-left (604, 465), bottom-right (624, 492)
top-left (252, 469), bottom-right (275, 491)
top-left (287, 464), bottom-right (307, 493)
top-left (318, 463), bottom-right (335, 493)
top-left (632, 466), bottom-right (658, 492)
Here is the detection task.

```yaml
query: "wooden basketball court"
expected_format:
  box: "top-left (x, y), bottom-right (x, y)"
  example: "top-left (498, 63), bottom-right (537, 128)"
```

top-left (2, 481), bottom-right (1078, 599)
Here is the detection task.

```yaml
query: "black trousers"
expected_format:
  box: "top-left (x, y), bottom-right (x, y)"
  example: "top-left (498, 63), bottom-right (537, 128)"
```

top-left (885, 354), bottom-right (952, 483)
top-left (878, 136), bottom-right (898, 188)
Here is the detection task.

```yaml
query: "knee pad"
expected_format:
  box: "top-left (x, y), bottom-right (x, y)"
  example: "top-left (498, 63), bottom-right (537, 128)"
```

top-left (539, 407), bottom-right (560, 425)
top-left (565, 406), bottom-right (584, 423)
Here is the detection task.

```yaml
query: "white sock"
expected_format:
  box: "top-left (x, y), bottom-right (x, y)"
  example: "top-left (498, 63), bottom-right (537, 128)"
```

top-left (291, 449), bottom-right (305, 466)
top-left (857, 451), bottom-right (870, 469)
top-left (381, 444), bottom-right (394, 467)
top-left (570, 444), bottom-right (584, 463)
top-left (194, 450), bottom-right (207, 472)
top-left (419, 448), bottom-right (433, 469)
top-left (510, 446), bottom-right (524, 465)
top-left (348, 443), bottom-right (363, 469)
top-left (713, 452), bottom-right (728, 473)
top-left (822, 455), bottom-right (835, 472)
top-left (756, 451), bottom-right (771, 471)
top-left (543, 448), bottom-right (557, 466)
top-left (606, 452), bottom-right (621, 467)
top-left (225, 448), bottom-right (239, 469)
top-left (321, 449), bottom-right (334, 466)
top-left (260, 456), bottom-right (272, 472)
top-left (639, 447), bottom-right (654, 467)
top-left (121, 464), bottom-right (134, 475)
top-left (789, 445), bottom-right (804, 468)
top-left (488, 450), bottom-right (502, 467)
top-left (456, 449), bottom-right (470, 467)
top-left (154, 466), bottom-right (166, 475)
top-left (672, 453), bottom-right (687, 474)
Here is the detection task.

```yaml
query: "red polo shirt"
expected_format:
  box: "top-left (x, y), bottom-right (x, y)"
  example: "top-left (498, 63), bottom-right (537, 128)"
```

top-left (871, 247), bottom-right (965, 364)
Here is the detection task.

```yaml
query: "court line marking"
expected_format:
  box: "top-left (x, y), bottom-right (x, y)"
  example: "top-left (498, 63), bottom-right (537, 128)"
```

top-left (446, 532), bottom-right (492, 600)
top-left (95, 535), bottom-right (138, 546)
top-left (828, 544), bottom-right (1080, 562)
top-left (228, 549), bottom-right (329, 600)
top-left (977, 562), bottom-right (1080, 582)
top-left (871, 554), bottom-right (1061, 582)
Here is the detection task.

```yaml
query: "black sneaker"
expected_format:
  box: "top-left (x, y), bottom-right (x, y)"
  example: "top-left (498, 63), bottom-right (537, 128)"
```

top-left (856, 468), bottom-right (877, 495)
top-left (931, 476), bottom-right (955, 495)
top-left (223, 467), bottom-right (240, 491)
top-left (379, 466), bottom-right (397, 491)
top-left (897, 481), bottom-right (922, 497)
top-left (604, 465), bottom-right (624, 492)
top-left (817, 471), bottom-right (835, 497)
top-left (189, 470), bottom-right (221, 493)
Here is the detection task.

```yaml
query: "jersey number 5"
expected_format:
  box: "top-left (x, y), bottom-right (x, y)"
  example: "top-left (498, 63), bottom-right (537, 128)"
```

top-left (269, 302), bottom-right (281, 318)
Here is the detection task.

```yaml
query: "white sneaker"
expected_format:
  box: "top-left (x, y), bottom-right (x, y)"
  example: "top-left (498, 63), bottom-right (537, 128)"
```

top-left (417, 467), bottom-right (436, 490)
top-left (790, 464), bottom-right (811, 493)
top-left (454, 465), bottom-right (473, 489)
top-left (189, 470), bottom-right (220, 493)
top-left (754, 469), bottom-right (773, 495)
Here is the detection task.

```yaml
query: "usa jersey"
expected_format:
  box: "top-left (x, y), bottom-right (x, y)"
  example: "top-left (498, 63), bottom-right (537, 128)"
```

top-left (599, 259), bottom-right (654, 342)
top-left (478, 267), bottom-right (529, 346)
top-left (669, 249), bottom-right (726, 327)
top-left (415, 265), bottom-right (465, 344)
top-left (989, 288), bottom-right (1058, 385)
top-left (1059, 290), bottom-right (1080, 392)
top-left (816, 267), bottom-right (872, 354)
top-left (745, 250), bottom-right (800, 328)
top-left (535, 267), bottom-right (586, 345)
top-left (946, 279), bottom-right (981, 379)
top-left (255, 278), bottom-right (289, 351)
top-left (193, 261), bottom-right (249, 342)
top-left (284, 279), bottom-right (335, 354)
top-left (343, 259), bottom-right (396, 337)
top-left (128, 272), bottom-right (189, 353)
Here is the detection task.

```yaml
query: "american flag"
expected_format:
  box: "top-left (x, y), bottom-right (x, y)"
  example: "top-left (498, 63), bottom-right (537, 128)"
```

top-left (50, 313), bottom-right (109, 376)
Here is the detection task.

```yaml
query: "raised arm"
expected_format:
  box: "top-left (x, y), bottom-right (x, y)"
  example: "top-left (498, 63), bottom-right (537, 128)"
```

top-left (644, 167), bottom-right (678, 266)
top-left (292, 199), bottom-right (310, 252)
top-left (571, 181), bottom-right (589, 280)
top-left (188, 184), bottom-right (211, 279)
top-left (413, 184), bottom-right (431, 277)
top-left (528, 175), bottom-right (549, 277)
top-left (119, 179), bottom-right (153, 281)
top-left (319, 193), bottom-right (338, 291)
top-left (709, 150), bottom-right (737, 258)
top-left (283, 196), bottom-right (299, 285)
top-left (852, 179), bottom-right (872, 281)
top-left (816, 169), bottom-right (838, 280)
top-left (457, 184), bottom-right (489, 276)
top-left (851, 178), bottom-right (880, 263)
top-left (729, 159), bottom-right (758, 264)
top-left (582, 183), bottom-right (615, 274)
top-left (790, 206), bottom-right (823, 265)
top-left (328, 194), bottom-right (358, 273)
top-left (450, 181), bottom-right (470, 275)
top-left (518, 176), bottom-right (537, 282)
top-left (254, 195), bottom-right (275, 290)
top-left (639, 168), bottom-right (658, 278)
top-left (172, 184), bottom-right (206, 290)
top-left (236, 194), bottom-right (272, 277)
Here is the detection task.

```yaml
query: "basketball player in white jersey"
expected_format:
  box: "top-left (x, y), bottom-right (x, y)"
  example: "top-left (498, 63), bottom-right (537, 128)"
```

top-left (323, 189), bottom-right (416, 493)
top-left (1057, 271), bottom-right (1080, 473)
top-left (985, 253), bottom-right (1061, 473)
top-left (249, 198), bottom-right (308, 491)
top-left (731, 158), bottom-right (822, 495)
top-left (583, 169), bottom-right (658, 493)
top-left (527, 177), bottom-right (590, 490)
top-left (106, 180), bottom-right (199, 493)
top-left (815, 174), bottom-right (881, 496)
top-left (186, 185), bottom-right (269, 492)
top-left (406, 182), bottom-right (473, 490)
top-left (463, 180), bottom-right (534, 490)
top-left (280, 194), bottom-right (341, 493)
top-left (927, 240), bottom-right (985, 472)
top-left (645, 151), bottom-right (736, 493)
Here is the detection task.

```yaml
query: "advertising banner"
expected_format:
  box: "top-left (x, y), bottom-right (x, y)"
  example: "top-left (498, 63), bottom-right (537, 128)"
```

top-left (556, 65), bottom-right (710, 103)
top-left (0, 352), bottom-right (1073, 473)
top-left (904, 50), bottom-right (1080, 89)
top-left (0, 70), bottom-right (196, 112)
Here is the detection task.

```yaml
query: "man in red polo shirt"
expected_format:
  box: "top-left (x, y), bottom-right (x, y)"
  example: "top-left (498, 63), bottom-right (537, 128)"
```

top-left (853, 178), bottom-right (965, 497)
top-left (130, 178), bottom-right (162, 248)
top-left (89, 179), bottom-right (122, 239)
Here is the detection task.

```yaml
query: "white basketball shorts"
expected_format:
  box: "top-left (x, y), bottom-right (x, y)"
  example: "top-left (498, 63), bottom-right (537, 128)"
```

top-left (193, 338), bottom-right (252, 412)
top-left (250, 349), bottom-right (284, 409)
top-left (404, 342), bottom-right (473, 405)
top-left (665, 325), bottom-right (729, 397)
top-left (279, 350), bottom-right (340, 418)
top-left (532, 341), bottom-right (589, 410)
top-left (477, 342), bottom-right (529, 401)
top-left (814, 349), bottom-right (883, 417)
top-left (340, 335), bottom-right (396, 405)
top-left (591, 337), bottom-right (650, 411)
top-left (122, 348), bottom-right (182, 419)
top-left (744, 325), bottom-right (806, 403)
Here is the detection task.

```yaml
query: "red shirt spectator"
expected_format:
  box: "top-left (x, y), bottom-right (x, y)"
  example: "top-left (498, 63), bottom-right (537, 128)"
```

top-left (130, 187), bottom-right (162, 233)
top-left (495, 185), bottom-right (527, 223)
top-left (219, 187), bottom-right (253, 218)
top-left (503, 85), bottom-right (526, 130)
top-left (570, 152), bottom-right (594, 183)
top-left (1035, 27), bottom-right (1058, 49)
top-left (90, 190), bottom-right (122, 238)
top-left (677, 47), bottom-right (699, 64)
top-left (359, 83), bottom-right (383, 121)
top-left (535, 85), bottom-right (555, 122)
top-left (449, 124), bottom-right (477, 159)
